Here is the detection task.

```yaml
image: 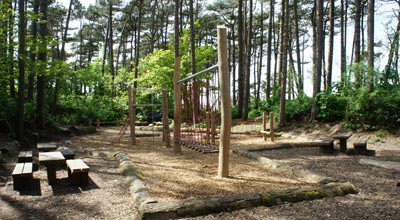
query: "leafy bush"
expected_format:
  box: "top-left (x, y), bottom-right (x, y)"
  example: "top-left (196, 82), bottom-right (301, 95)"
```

top-left (346, 87), bottom-right (400, 129)
top-left (285, 97), bottom-right (312, 121)
top-left (317, 92), bottom-right (347, 122)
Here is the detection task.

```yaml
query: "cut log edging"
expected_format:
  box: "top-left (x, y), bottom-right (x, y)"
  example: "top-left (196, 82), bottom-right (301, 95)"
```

top-left (66, 149), bottom-right (157, 207)
top-left (113, 152), bottom-right (157, 207)
top-left (139, 182), bottom-right (358, 220)
top-left (233, 148), bottom-right (334, 184)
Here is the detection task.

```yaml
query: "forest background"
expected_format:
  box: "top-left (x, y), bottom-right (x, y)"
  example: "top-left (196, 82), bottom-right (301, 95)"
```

top-left (1, 0), bottom-right (400, 143)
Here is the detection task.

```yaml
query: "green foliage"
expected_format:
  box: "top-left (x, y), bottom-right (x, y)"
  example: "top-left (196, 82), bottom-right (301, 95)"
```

top-left (345, 87), bottom-right (400, 129)
top-left (317, 92), bottom-right (347, 122)
top-left (137, 49), bottom-right (175, 91)
top-left (285, 97), bottom-right (312, 122)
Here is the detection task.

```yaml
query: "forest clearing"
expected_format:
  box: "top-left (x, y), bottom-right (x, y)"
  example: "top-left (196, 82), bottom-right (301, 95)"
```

top-left (2, 0), bottom-right (400, 219)
top-left (1, 123), bottom-right (399, 219)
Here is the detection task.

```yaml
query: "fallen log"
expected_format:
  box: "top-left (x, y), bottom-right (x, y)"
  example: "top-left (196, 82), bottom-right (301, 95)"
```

top-left (140, 182), bottom-right (358, 220)
top-left (359, 158), bottom-right (400, 171)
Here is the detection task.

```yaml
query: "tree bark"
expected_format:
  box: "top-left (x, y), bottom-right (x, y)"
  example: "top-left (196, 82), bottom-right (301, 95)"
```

top-left (340, 0), bottom-right (347, 90)
top-left (17, 0), bottom-right (26, 141)
top-left (237, 0), bottom-right (244, 118)
top-left (310, 0), bottom-right (323, 122)
top-left (353, 0), bottom-right (362, 89)
top-left (279, 0), bottom-right (288, 127)
top-left (327, 0), bottom-right (334, 91)
top-left (242, 0), bottom-right (253, 120)
top-left (293, 0), bottom-right (303, 97)
top-left (367, 0), bottom-right (374, 91)
top-left (27, 0), bottom-right (39, 101)
top-left (109, 1), bottom-right (116, 97)
top-left (174, 0), bottom-right (182, 154)
top-left (36, 0), bottom-right (48, 129)
top-left (266, 0), bottom-right (274, 99)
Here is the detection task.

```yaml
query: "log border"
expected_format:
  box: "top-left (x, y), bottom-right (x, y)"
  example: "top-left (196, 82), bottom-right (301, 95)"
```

top-left (77, 148), bottom-right (359, 220)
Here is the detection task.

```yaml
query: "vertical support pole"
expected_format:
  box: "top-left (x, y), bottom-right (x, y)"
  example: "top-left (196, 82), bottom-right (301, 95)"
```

top-left (206, 112), bottom-right (211, 144)
top-left (174, 58), bottom-right (182, 154)
top-left (270, 111), bottom-right (275, 142)
top-left (211, 111), bottom-right (216, 145)
top-left (217, 26), bottom-right (231, 178)
top-left (262, 111), bottom-right (267, 141)
top-left (89, 119), bottom-right (92, 127)
top-left (162, 89), bottom-right (171, 147)
top-left (128, 86), bottom-right (136, 145)
top-left (96, 119), bottom-right (100, 129)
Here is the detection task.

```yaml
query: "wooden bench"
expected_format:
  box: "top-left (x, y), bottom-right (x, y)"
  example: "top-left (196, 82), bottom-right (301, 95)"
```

top-left (18, 151), bottom-right (33, 163)
top-left (353, 138), bottom-right (368, 155)
top-left (320, 138), bottom-right (335, 154)
top-left (12, 162), bottom-right (33, 190)
top-left (59, 147), bottom-right (75, 160)
top-left (66, 159), bottom-right (90, 186)
top-left (332, 133), bottom-right (352, 152)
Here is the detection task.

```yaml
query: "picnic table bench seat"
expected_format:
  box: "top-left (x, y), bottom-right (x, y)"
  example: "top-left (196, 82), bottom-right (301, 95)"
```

top-left (12, 162), bottom-right (33, 190)
top-left (320, 138), bottom-right (335, 154)
top-left (353, 138), bottom-right (369, 155)
top-left (18, 151), bottom-right (33, 163)
top-left (66, 159), bottom-right (90, 186)
top-left (332, 133), bottom-right (352, 152)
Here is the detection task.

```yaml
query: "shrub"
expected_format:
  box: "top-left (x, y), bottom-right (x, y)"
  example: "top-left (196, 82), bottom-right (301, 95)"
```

top-left (285, 97), bottom-right (312, 122)
top-left (317, 92), bottom-right (347, 122)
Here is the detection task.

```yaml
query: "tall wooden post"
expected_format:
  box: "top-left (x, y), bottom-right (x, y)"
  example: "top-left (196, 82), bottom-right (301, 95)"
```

top-left (173, 58), bottom-right (182, 153)
top-left (162, 89), bottom-right (171, 147)
top-left (128, 86), bottom-right (136, 145)
top-left (262, 112), bottom-right (267, 141)
top-left (211, 111), bottom-right (216, 145)
top-left (270, 111), bottom-right (275, 142)
top-left (206, 112), bottom-right (211, 144)
top-left (217, 26), bottom-right (231, 178)
top-left (96, 119), bottom-right (100, 129)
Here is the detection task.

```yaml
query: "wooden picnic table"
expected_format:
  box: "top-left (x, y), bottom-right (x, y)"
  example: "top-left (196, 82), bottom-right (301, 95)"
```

top-left (39, 151), bottom-right (65, 185)
top-left (332, 133), bottom-right (352, 152)
top-left (37, 142), bottom-right (58, 152)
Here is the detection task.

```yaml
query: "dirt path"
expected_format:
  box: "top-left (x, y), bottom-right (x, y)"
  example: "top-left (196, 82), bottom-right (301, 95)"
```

top-left (1, 124), bottom-right (400, 219)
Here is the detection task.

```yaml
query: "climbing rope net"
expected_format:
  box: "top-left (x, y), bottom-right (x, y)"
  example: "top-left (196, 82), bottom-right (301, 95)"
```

top-left (176, 64), bottom-right (221, 153)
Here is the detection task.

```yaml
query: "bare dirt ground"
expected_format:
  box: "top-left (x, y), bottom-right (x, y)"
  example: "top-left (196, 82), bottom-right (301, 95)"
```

top-left (1, 123), bottom-right (400, 219)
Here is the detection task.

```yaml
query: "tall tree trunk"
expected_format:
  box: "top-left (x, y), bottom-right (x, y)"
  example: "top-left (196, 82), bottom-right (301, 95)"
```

top-left (134, 0), bottom-right (143, 88)
top-left (353, 0), bottom-right (361, 89)
top-left (51, 0), bottom-right (73, 115)
top-left (326, 0), bottom-right (334, 92)
top-left (173, 0), bottom-right (182, 154)
top-left (243, 0), bottom-right (253, 120)
top-left (279, 0), bottom-right (288, 126)
top-left (190, 0), bottom-right (199, 123)
top-left (28, 0), bottom-right (39, 101)
top-left (340, 0), bottom-right (347, 90)
top-left (256, 1), bottom-right (264, 105)
top-left (231, 22), bottom-right (237, 105)
top-left (36, 0), bottom-right (48, 129)
top-left (109, 1), bottom-right (116, 97)
top-left (293, 0), bottom-right (303, 97)
top-left (237, 0), bottom-right (244, 118)
top-left (367, 0), bottom-right (374, 91)
top-left (17, 0), bottom-right (26, 141)
top-left (310, 0), bottom-right (323, 122)
top-left (384, 10), bottom-right (400, 85)
top-left (7, 0), bottom-right (16, 99)
top-left (266, 0), bottom-right (274, 99)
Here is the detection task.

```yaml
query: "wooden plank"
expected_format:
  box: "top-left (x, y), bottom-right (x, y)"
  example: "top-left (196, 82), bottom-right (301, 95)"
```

top-left (332, 133), bottom-right (352, 140)
top-left (66, 159), bottom-right (89, 173)
top-left (23, 162), bottom-right (32, 174)
top-left (12, 163), bottom-right (24, 175)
